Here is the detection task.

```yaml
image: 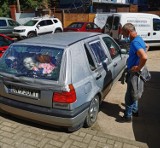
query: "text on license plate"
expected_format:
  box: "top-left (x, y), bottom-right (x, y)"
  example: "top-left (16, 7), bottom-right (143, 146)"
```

top-left (11, 86), bottom-right (39, 98)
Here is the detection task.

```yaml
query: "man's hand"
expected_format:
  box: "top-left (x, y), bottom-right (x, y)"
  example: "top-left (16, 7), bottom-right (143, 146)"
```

top-left (131, 66), bottom-right (140, 72)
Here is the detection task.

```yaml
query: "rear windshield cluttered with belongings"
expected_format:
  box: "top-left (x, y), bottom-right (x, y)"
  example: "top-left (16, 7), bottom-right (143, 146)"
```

top-left (0, 45), bottom-right (64, 81)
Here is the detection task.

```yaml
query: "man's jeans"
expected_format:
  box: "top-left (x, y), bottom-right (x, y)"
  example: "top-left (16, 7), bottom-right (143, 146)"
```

top-left (124, 72), bottom-right (144, 117)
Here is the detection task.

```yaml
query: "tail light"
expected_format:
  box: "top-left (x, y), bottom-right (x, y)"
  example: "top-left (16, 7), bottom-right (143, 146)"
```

top-left (53, 84), bottom-right (76, 103)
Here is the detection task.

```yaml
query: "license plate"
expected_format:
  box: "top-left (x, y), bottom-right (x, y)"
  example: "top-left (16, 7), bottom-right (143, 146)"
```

top-left (10, 86), bottom-right (39, 99)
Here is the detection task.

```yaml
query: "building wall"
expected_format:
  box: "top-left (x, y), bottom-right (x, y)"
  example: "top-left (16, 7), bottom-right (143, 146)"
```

top-left (54, 13), bottom-right (95, 27)
top-left (15, 13), bottom-right (35, 24)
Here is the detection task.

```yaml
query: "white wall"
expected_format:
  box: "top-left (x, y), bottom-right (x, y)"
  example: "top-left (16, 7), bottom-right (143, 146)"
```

top-left (15, 13), bottom-right (35, 25)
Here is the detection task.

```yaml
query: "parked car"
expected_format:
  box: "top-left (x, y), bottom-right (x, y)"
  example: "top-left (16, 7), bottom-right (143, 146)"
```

top-left (13, 17), bottom-right (63, 39)
top-left (0, 32), bottom-right (128, 132)
top-left (0, 34), bottom-right (14, 57)
top-left (64, 22), bottom-right (102, 33)
top-left (0, 17), bottom-right (20, 37)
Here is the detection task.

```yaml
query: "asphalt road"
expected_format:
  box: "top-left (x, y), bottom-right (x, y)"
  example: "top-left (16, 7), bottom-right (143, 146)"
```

top-left (91, 47), bottom-right (160, 148)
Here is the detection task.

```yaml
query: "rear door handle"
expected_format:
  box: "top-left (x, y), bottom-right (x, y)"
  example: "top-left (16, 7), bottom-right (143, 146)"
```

top-left (96, 74), bottom-right (102, 80)
top-left (113, 63), bottom-right (117, 67)
top-left (153, 32), bottom-right (156, 35)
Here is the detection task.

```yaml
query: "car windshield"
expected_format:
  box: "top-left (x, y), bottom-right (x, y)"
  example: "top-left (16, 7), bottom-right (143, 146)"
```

top-left (24, 20), bottom-right (38, 26)
top-left (68, 22), bottom-right (84, 28)
top-left (0, 44), bottom-right (64, 81)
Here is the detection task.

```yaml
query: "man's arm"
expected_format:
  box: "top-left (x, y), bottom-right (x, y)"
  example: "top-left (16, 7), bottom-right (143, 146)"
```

top-left (131, 48), bottom-right (148, 72)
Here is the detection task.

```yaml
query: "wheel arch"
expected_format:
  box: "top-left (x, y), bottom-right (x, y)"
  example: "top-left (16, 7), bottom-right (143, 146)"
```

top-left (27, 30), bottom-right (37, 36)
top-left (54, 27), bottom-right (63, 32)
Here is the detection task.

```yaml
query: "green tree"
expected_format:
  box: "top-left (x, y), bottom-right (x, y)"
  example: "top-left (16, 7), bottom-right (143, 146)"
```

top-left (18, 0), bottom-right (50, 10)
top-left (0, 0), bottom-right (11, 17)
top-left (0, 0), bottom-right (50, 17)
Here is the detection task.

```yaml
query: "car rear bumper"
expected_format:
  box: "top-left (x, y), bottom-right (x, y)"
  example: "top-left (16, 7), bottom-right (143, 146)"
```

top-left (0, 97), bottom-right (89, 127)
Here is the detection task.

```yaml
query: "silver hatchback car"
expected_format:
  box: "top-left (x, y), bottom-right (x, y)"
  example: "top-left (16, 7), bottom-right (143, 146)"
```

top-left (0, 32), bottom-right (128, 132)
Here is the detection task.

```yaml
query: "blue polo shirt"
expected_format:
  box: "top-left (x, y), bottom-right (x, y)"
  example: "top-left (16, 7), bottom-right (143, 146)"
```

top-left (127, 36), bottom-right (146, 69)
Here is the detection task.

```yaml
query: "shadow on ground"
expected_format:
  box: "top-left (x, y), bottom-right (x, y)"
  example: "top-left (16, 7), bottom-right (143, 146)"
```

top-left (133, 71), bottom-right (160, 148)
top-left (100, 101), bottom-right (124, 121)
top-left (0, 111), bottom-right (66, 133)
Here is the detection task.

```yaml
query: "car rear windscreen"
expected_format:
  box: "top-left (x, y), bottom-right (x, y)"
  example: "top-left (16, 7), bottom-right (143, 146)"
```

top-left (0, 44), bottom-right (64, 81)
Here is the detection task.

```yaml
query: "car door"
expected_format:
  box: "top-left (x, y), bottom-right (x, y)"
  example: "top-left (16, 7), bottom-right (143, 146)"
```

top-left (104, 15), bottom-right (113, 34)
top-left (45, 19), bottom-right (54, 33)
top-left (101, 35), bottom-right (127, 80)
top-left (110, 15), bottom-right (120, 40)
top-left (0, 19), bottom-right (9, 34)
top-left (36, 20), bottom-right (46, 35)
top-left (85, 39), bottom-right (112, 94)
top-left (37, 20), bottom-right (53, 35)
top-left (86, 23), bottom-right (101, 32)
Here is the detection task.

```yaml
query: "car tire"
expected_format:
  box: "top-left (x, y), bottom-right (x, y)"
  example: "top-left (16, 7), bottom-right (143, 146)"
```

top-left (84, 95), bottom-right (99, 128)
top-left (27, 32), bottom-right (36, 38)
top-left (54, 29), bottom-right (62, 33)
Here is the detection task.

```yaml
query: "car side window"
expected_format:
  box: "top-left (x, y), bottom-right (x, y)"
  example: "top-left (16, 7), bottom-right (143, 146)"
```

top-left (84, 44), bottom-right (96, 71)
top-left (88, 41), bottom-right (108, 65)
top-left (8, 20), bottom-right (19, 26)
top-left (46, 20), bottom-right (53, 25)
top-left (93, 23), bottom-right (99, 29)
top-left (102, 37), bottom-right (120, 59)
top-left (153, 18), bottom-right (160, 31)
top-left (38, 20), bottom-right (46, 26)
top-left (86, 23), bottom-right (92, 30)
top-left (53, 20), bottom-right (58, 23)
top-left (0, 20), bottom-right (7, 27)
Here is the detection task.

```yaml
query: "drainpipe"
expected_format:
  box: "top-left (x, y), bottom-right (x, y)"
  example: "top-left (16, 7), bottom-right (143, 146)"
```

top-left (9, 5), bottom-right (16, 20)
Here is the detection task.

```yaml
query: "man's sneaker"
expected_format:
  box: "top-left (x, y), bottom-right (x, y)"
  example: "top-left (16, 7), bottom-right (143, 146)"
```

top-left (132, 111), bottom-right (139, 117)
top-left (120, 116), bottom-right (132, 123)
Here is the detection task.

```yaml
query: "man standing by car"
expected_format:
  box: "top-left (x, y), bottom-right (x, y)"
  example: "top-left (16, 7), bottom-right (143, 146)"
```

top-left (121, 23), bottom-right (148, 122)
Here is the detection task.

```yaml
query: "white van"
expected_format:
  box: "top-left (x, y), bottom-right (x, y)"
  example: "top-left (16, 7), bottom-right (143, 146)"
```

top-left (104, 13), bottom-right (160, 47)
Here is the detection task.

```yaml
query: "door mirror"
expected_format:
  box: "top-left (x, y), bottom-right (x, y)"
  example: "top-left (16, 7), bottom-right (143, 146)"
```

top-left (105, 24), bottom-right (109, 29)
top-left (120, 48), bottom-right (128, 54)
top-left (37, 25), bottom-right (40, 29)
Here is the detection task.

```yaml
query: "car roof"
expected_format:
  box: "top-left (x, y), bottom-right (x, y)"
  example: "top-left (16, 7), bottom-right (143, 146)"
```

top-left (15, 32), bottom-right (103, 47)
top-left (111, 12), bottom-right (160, 17)
top-left (31, 17), bottom-right (59, 21)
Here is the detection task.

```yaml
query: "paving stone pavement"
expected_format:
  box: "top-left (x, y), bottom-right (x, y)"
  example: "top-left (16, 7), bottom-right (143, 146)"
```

top-left (0, 113), bottom-right (148, 148)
